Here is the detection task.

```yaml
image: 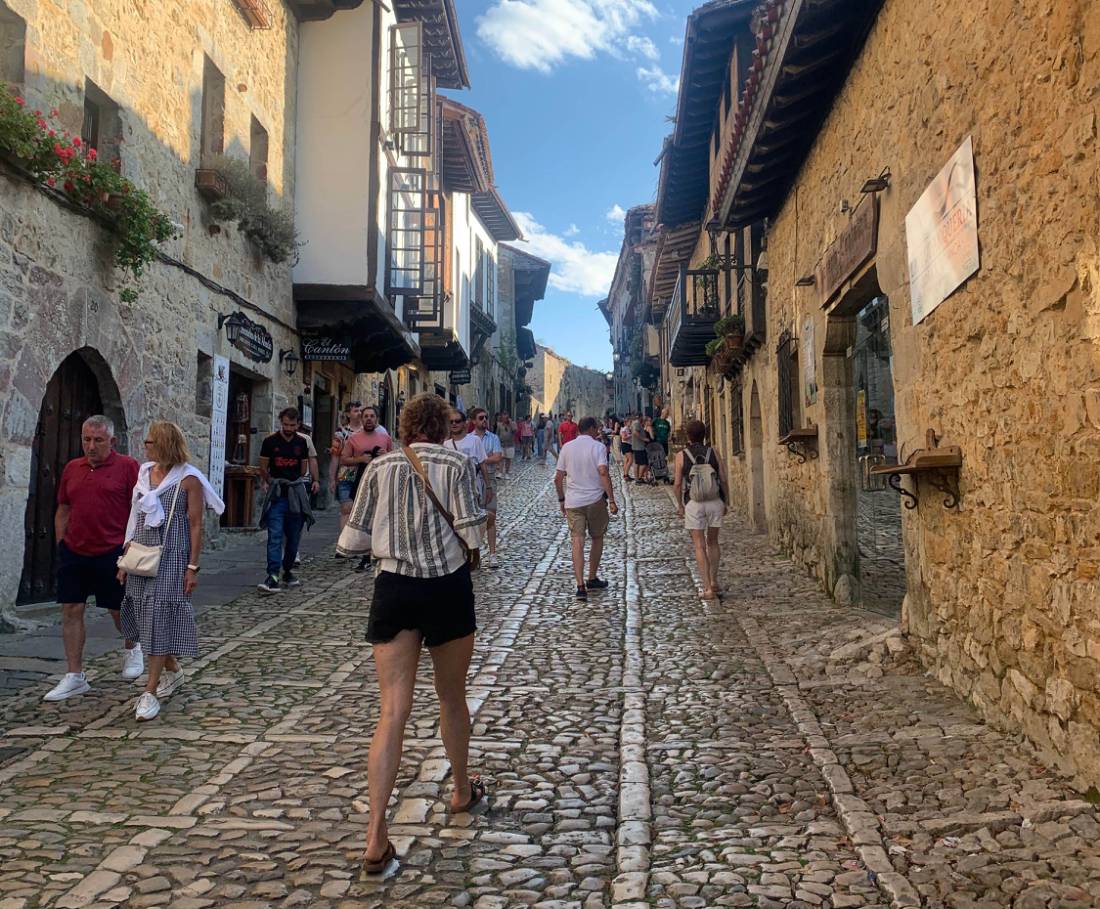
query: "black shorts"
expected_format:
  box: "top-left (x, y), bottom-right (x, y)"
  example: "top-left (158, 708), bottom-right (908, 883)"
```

top-left (367, 564), bottom-right (476, 648)
top-left (633, 448), bottom-right (649, 466)
top-left (56, 541), bottom-right (125, 610)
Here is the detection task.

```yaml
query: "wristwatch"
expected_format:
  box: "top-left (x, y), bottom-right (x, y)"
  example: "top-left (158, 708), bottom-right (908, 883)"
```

top-left (186, 564), bottom-right (201, 573)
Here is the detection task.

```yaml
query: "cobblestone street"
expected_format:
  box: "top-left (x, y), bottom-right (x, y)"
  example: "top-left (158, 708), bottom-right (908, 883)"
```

top-left (1, 463), bottom-right (1099, 909)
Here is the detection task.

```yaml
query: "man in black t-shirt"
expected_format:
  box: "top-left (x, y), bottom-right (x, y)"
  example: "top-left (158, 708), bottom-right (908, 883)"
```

top-left (257, 407), bottom-right (318, 593)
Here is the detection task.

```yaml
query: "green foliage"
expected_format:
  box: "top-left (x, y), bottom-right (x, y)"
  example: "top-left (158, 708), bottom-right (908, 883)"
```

top-left (0, 85), bottom-right (176, 302)
top-left (704, 337), bottom-right (724, 357)
top-left (206, 155), bottom-right (298, 263)
top-left (714, 314), bottom-right (745, 338)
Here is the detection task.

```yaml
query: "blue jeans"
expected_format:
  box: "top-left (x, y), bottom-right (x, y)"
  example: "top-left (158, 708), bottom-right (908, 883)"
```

top-left (535, 435), bottom-right (544, 457)
top-left (266, 496), bottom-right (304, 578)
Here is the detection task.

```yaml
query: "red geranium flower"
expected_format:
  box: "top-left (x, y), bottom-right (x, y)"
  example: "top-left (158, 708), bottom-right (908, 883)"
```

top-left (46, 177), bottom-right (56, 186)
top-left (50, 108), bottom-right (59, 117)
top-left (14, 96), bottom-right (25, 106)
top-left (63, 180), bottom-right (74, 192)
top-left (72, 137), bottom-right (82, 147)
top-left (87, 148), bottom-right (97, 161)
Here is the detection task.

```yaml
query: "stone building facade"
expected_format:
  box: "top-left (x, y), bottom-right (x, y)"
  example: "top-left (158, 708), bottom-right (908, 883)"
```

top-left (650, 0), bottom-right (1100, 786)
top-left (527, 345), bottom-right (611, 423)
top-left (0, 0), bottom-right (309, 620)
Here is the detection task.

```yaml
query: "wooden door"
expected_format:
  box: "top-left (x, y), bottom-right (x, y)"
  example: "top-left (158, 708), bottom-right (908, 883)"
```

top-left (19, 354), bottom-right (103, 604)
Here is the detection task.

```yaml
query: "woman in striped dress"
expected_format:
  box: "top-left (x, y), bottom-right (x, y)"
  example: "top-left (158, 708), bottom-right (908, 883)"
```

top-left (118, 421), bottom-right (223, 721)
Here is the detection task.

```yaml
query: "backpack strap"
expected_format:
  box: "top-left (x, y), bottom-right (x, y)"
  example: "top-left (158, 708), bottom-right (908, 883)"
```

top-left (683, 448), bottom-right (697, 467)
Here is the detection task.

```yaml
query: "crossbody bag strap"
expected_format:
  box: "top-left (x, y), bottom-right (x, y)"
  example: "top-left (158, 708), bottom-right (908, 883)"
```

top-left (159, 477), bottom-right (184, 543)
top-left (405, 446), bottom-right (462, 536)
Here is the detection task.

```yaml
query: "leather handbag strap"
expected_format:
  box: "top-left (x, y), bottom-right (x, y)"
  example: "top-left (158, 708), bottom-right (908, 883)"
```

top-left (404, 446), bottom-right (461, 536)
top-left (161, 478), bottom-right (183, 538)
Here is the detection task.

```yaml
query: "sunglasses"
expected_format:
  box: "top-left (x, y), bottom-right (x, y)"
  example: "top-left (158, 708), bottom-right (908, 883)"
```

top-left (449, 419), bottom-right (463, 425)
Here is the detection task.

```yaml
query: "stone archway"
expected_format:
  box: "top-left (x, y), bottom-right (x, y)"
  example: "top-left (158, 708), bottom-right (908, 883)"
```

top-left (748, 380), bottom-right (767, 534)
top-left (18, 348), bottom-right (128, 605)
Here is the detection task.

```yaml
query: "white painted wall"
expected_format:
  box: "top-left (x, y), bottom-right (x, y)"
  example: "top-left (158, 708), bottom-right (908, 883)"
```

top-left (450, 194), bottom-right (499, 355)
top-left (293, 4), bottom-right (375, 287)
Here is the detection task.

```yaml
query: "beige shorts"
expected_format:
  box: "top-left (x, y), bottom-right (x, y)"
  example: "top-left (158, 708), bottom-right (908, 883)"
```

top-left (685, 498), bottom-right (725, 530)
top-left (566, 499), bottom-right (609, 538)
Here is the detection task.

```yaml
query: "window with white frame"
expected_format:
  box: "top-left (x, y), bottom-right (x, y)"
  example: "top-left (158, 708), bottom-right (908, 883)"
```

top-left (386, 168), bottom-right (427, 295)
top-left (486, 250), bottom-right (496, 319)
top-left (389, 23), bottom-right (432, 158)
top-left (472, 236), bottom-right (484, 310)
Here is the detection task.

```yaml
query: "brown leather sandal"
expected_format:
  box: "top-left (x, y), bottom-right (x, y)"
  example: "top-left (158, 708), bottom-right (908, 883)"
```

top-left (360, 841), bottom-right (397, 877)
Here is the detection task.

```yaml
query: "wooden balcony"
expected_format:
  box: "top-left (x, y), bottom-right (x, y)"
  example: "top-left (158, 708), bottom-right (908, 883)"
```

top-left (666, 266), bottom-right (720, 366)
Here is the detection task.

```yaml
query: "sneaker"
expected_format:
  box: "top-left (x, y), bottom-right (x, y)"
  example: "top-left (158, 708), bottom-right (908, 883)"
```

top-left (575, 585), bottom-right (588, 600)
top-left (354, 556), bottom-right (370, 572)
top-left (257, 575), bottom-right (282, 594)
top-left (293, 555), bottom-right (301, 567)
top-left (135, 692), bottom-right (160, 721)
top-left (156, 668), bottom-right (185, 699)
top-left (585, 577), bottom-right (609, 590)
top-left (43, 672), bottom-right (90, 702)
top-left (487, 554), bottom-right (500, 569)
top-left (282, 571), bottom-right (302, 588)
top-left (120, 644), bottom-right (144, 681)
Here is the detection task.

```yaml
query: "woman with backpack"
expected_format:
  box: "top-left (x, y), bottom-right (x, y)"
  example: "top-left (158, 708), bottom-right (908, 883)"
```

top-left (673, 419), bottom-right (728, 600)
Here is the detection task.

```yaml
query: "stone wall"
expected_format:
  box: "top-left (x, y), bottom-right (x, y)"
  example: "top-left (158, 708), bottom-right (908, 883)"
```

top-left (714, 0), bottom-right (1100, 784)
top-left (528, 345), bottom-right (610, 422)
top-left (0, 0), bottom-right (302, 618)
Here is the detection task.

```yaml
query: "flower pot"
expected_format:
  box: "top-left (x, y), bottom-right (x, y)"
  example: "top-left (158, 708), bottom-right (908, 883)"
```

top-left (724, 333), bottom-right (744, 350)
top-left (195, 168), bottom-right (228, 201)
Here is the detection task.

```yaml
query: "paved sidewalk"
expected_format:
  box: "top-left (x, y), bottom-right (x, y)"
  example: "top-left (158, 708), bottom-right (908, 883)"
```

top-left (0, 467), bottom-right (1096, 909)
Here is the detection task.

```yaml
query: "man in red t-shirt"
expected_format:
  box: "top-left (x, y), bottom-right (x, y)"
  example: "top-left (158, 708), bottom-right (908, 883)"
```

top-left (43, 415), bottom-right (142, 702)
top-left (340, 406), bottom-right (394, 570)
top-left (558, 412), bottom-right (579, 446)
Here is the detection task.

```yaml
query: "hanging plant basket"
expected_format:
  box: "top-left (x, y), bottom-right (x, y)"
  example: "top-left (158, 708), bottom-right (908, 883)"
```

top-left (195, 168), bottom-right (229, 201)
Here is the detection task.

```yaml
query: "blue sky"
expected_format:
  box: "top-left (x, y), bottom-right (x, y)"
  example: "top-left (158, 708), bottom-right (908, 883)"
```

top-left (448, 0), bottom-right (699, 372)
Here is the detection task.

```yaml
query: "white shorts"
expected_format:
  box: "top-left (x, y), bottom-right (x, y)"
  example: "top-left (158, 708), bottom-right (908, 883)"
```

top-left (684, 499), bottom-right (725, 530)
top-left (503, 447), bottom-right (515, 459)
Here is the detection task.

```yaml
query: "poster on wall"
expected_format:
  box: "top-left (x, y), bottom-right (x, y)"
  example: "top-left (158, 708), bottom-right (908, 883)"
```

top-left (209, 355), bottom-right (230, 500)
top-left (906, 135), bottom-right (980, 324)
top-left (802, 317), bottom-right (817, 405)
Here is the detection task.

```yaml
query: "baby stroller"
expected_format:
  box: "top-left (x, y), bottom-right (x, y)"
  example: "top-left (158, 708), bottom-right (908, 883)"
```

top-left (646, 440), bottom-right (672, 484)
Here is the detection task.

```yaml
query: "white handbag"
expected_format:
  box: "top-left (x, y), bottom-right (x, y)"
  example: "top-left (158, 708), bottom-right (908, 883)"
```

top-left (117, 481), bottom-right (183, 578)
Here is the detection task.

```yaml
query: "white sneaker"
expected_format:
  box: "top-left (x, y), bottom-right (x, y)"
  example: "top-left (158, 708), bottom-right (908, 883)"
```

top-left (156, 668), bottom-right (185, 699)
top-left (135, 692), bottom-right (160, 721)
top-left (43, 672), bottom-right (90, 702)
top-left (487, 554), bottom-right (500, 569)
top-left (121, 644), bottom-right (144, 681)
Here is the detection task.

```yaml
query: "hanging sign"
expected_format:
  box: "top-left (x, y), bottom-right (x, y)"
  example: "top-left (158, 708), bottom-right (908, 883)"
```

top-left (208, 355), bottom-right (230, 499)
top-left (819, 195), bottom-right (878, 309)
top-left (301, 335), bottom-right (352, 362)
top-left (450, 369), bottom-right (471, 385)
top-left (229, 312), bottom-right (274, 363)
top-left (906, 135), bottom-right (980, 324)
top-left (802, 317), bottom-right (817, 405)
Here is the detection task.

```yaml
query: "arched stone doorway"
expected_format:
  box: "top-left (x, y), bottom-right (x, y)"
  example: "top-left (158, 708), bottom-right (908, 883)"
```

top-left (18, 348), bottom-right (127, 604)
top-left (748, 380), bottom-right (767, 533)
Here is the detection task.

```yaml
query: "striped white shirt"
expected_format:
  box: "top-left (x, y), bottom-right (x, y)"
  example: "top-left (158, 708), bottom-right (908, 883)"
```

top-left (335, 443), bottom-right (487, 577)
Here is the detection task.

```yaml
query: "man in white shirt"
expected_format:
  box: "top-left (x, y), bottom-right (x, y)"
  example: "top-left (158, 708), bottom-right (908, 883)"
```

top-left (554, 416), bottom-right (619, 599)
top-left (470, 408), bottom-right (504, 569)
top-left (445, 410), bottom-right (494, 522)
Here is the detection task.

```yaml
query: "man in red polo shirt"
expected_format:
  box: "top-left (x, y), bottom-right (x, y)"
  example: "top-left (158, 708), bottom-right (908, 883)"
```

top-left (558, 411), bottom-right (579, 446)
top-left (43, 415), bottom-right (142, 702)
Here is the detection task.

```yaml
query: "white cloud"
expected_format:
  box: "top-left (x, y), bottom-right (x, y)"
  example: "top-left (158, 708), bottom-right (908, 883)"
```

top-left (513, 211), bottom-right (619, 297)
top-left (605, 204), bottom-right (627, 224)
top-left (636, 64), bottom-right (679, 95)
top-left (623, 34), bottom-right (659, 62)
top-left (565, 223), bottom-right (580, 236)
top-left (477, 0), bottom-right (658, 74)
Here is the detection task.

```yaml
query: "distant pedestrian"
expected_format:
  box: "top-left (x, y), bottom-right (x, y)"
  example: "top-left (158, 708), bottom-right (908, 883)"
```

top-left (630, 415), bottom-right (650, 483)
top-left (673, 420), bottom-right (728, 600)
top-left (496, 413), bottom-right (516, 479)
top-left (470, 407), bottom-right (503, 568)
top-left (518, 417), bottom-right (534, 460)
top-left (653, 409), bottom-right (672, 455)
top-left (336, 393), bottom-right (488, 878)
top-left (257, 407), bottom-right (318, 594)
top-left (544, 414), bottom-right (560, 464)
top-left (620, 419), bottom-right (633, 479)
top-left (445, 411), bottom-right (493, 563)
top-left (610, 417), bottom-right (624, 465)
top-left (333, 402), bottom-right (365, 530)
top-left (555, 416), bottom-right (618, 599)
top-left (118, 421), bottom-right (224, 721)
top-left (558, 411), bottom-right (579, 446)
top-left (43, 416), bottom-right (142, 703)
top-left (341, 406), bottom-right (395, 570)
top-left (535, 414), bottom-right (547, 460)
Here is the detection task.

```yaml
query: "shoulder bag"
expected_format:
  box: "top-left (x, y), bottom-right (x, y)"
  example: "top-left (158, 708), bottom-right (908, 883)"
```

top-left (405, 446), bottom-right (481, 571)
top-left (117, 480), bottom-right (184, 578)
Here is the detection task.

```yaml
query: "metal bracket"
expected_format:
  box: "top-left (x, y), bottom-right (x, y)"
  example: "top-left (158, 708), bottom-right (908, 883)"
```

top-left (926, 468), bottom-right (960, 510)
top-left (785, 439), bottom-right (819, 464)
top-left (887, 472), bottom-right (919, 510)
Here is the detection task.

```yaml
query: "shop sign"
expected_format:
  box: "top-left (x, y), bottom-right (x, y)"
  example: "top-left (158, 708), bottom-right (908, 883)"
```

top-left (906, 135), bottom-right (980, 324)
top-left (301, 335), bottom-right (352, 362)
top-left (209, 355), bottom-right (230, 499)
top-left (450, 369), bottom-right (471, 385)
top-left (819, 195), bottom-right (878, 309)
top-left (231, 312), bottom-right (274, 363)
top-left (802, 317), bottom-right (817, 405)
